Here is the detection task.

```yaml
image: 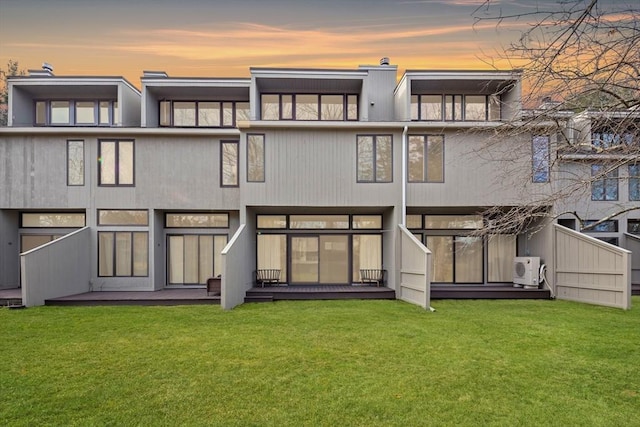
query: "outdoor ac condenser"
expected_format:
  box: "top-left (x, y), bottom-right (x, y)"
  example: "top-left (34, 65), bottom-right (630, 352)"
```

top-left (513, 256), bottom-right (541, 288)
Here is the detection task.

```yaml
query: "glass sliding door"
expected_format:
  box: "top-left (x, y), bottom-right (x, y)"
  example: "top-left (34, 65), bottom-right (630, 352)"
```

top-left (168, 234), bottom-right (227, 285)
top-left (291, 236), bottom-right (319, 283)
top-left (257, 234), bottom-right (287, 282)
top-left (290, 235), bottom-right (349, 284)
top-left (319, 235), bottom-right (349, 284)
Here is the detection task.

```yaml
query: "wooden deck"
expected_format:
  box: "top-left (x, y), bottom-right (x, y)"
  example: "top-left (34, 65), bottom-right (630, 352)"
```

top-left (45, 288), bottom-right (220, 306)
top-left (2, 283), bottom-right (637, 307)
top-left (0, 288), bottom-right (22, 307)
top-left (245, 285), bottom-right (396, 303)
top-left (431, 285), bottom-right (551, 300)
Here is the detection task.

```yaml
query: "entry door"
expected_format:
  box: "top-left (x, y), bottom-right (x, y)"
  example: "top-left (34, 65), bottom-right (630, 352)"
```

top-left (290, 235), bottom-right (349, 284)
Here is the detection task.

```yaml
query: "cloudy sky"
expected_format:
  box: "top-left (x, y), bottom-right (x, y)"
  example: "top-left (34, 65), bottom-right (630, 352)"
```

top-left (0, 0), bottom-right (629, 87)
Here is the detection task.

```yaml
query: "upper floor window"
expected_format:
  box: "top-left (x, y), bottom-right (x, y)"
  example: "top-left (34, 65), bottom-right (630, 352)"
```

top-left (221, 140), bottom-right (239, 187)
top-left (591, 165), bottom-right (618, 201)
top-left (247, 134), bottom-right (265, 182)
top-left (35, 100), bottom-right (117, 126)
top-left (357, 135), bottom-right (392, 183)
top-left (411, 94), bottom-right (500, 121)
top-left (629, 164), bottom-right (639, 201)
top-left (408, 135), bottom-right (444, 183)
top-left (67, 140), bottom-right (84, 186)
top-left (532, 136), bottom-right (550, 183)
top-left (628, 219), bottom-right (640, 235)
top-left (261, 94), bottom-right (358, 121)
top-left (99, 140), bottom-right (134, 186)
top-left (592, 126), bottom-right (637, 150)
top-left (160, 101), bottom-right (249, 127)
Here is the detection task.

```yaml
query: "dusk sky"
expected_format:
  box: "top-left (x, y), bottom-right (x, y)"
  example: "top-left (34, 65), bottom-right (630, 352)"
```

top-left (0, 0), bottom-right (630, 88)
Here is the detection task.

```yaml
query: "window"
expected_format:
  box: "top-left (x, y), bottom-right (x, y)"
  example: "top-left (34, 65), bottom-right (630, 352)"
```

top-left (221, 141), bottom-right (238, 187)
top-left (464, 95), bottom-right (487, 121)
top-left (411, 94), bottom-right (500, 121)
top-left (159, 101), bottom-right (249, 127)
top-left (168, 234), bottom-right (227, 285)
top-left (257, 215), bottom-right (287, 229)
top-left (260, 94), bottom-right (358, 121)
top-left (50, 101), bottom-right (70, 124)
top-left (357, 135), bottom-right (392, 182)
top-left (425, 215), bottom-right (483, 229)
top-left (247, 134), bottom-right (265, 182)
top-left (488, 235), bottom-right (516, 282)
top-left (628, 219), bottom-right (640, 235)
top-left (406, 214), bottom-right (422, 229)
top-left (592, 127), bottom-right (636, 149)
top-left (408, 135), bottom-right (444, 183)
top-left (166, 213), bottom-right (229, 228)
top-left (99, 140), bottom-right (134, 186)
top-left (591, 165), bottom-right (618, 201)
top-left (289, 215), bottom-right (349, 229)
top-left (98, 231), bottom-right (148, 277)
top-left (98, 210), bottom-right (148, 226)
top-left (630, 164), bottom-right (640, 201)
top-left (34, 100), bottom-right (117, 126)
top-left (532, 136), bottom-right (550, 183)
top-left (352, 215), bottom-right (382, 229)
top-left (67, 140), bottom-right (84, 186)
top-left (21, 212), bottom-right (85, 228)
top-left (583, 220), bottom-right (618, 232)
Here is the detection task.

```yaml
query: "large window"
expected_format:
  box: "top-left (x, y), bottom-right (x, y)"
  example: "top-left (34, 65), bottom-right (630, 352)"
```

top-left (168, 235), bottom-right (227, 285)
top-left (410, 214), bottom-right (515, 284)
top-left (98, 210), bottom-right (148, 226)
top-left (35, 100), bottom-right (117, 126)
top-left (630, 164), bottom-right (640, 201)
top-left (99, 140), bottom-right (134, 186)
top-left (221, 140), bottom-right (238, 187)
top-left (532, 136), bottom-right (550, 183)
top-left (261, 93), bottom-right (358, 121)
top-left (67, 140), bottom-right (84, 186)
top-left (98, 231), bottom-right (148, 277)
top-left (247, 134), bottom-right (265, 182)
top-left (408, 135), bottom-right (444, 182)
top-left (21, 212), bottom-right (85, 228)
top-left (591, 165), bottom-right (618, 201)
top-left (411, 94), bottom-right (500, 121)
top-left (357, 135), bottom-right (392, 182)
top-left (159, 101), bottom-right (249, 127)
top-left (166, 213), bottom-right (229, 228)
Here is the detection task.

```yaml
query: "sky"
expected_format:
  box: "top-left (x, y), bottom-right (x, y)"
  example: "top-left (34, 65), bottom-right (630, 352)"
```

top-left (0, 0), bottom-right (630, 89)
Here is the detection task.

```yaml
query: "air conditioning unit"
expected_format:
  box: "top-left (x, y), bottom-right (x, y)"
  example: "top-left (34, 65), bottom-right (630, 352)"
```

top-left (513, 256), bottom-right (540, 288)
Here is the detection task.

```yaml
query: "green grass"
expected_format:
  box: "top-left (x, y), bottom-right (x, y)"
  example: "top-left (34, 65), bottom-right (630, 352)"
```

top-left (1, 298), bottom-right (639, 426)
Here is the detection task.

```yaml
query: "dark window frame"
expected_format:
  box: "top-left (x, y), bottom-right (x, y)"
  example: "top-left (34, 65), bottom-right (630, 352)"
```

top-left (260, 93), bottom-right (359, 121)
top-left (97, 230), bottom-right (149, 278)
top-left (158, 100), bottom-right (249, 128)
top-left (629, 164), bottom-right (640, 201)
top-left (220, 140), bottom-right (239, 187)
top-left (407, 134), bottom-right (445, 183)
top-left (591, 164), bottom-right (618, 201)
top-left (98, 139), bottom-right (135, 187)
top-left (532, 135), bottom-right (550, 183)
top-left (356, 134), bottom-right (393, 183)
top-left (247, 133), bottom-right (266, 183)
top-left (165, 212), bottom-right (230, 229)
top-left (34, 100), bottom-right (117, 127)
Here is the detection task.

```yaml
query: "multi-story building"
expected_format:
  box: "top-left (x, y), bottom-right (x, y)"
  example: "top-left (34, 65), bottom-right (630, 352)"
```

top-left (1, 59), bottom-right (636, 309)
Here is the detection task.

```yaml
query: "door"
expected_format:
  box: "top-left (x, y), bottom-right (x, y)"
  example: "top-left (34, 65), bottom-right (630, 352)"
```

top-left (290, 235), bottom-right (349, 284)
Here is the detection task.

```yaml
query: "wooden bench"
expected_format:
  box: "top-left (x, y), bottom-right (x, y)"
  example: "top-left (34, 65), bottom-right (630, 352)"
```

top-left (360, 269), bottom-right (386, 287)
top-left (256, 269), bottom-right (281, 287)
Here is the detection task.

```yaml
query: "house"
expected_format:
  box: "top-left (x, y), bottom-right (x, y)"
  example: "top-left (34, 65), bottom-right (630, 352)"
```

top-left (0, 60), bottom-right (635, 309)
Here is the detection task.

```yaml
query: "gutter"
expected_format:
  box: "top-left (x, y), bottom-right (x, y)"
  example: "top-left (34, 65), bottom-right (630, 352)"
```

top-left (402, 125), bottom-right (408, 227)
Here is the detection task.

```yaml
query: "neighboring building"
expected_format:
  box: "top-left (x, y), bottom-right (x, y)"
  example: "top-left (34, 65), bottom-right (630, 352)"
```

top-left (1, 60), bottom-right (636, 308)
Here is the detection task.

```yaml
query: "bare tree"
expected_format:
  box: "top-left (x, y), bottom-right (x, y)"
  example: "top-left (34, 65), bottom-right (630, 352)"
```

top-left (0, 60), bottom-right (26, 126)
top-left (471, 0), bottom-right (640, 236)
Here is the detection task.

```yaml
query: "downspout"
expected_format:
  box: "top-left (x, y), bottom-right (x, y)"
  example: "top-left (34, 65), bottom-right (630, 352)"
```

top-left (402, 125), bottom-right (408, 226)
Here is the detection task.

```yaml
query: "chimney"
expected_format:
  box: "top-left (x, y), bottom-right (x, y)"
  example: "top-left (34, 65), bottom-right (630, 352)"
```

top-left (28, 62), bottom-right (54, 77)
top-left (380, 57), bottom-right (390, 66)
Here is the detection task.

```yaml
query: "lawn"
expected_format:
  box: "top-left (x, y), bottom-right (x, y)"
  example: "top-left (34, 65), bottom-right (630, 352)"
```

top-left (1, 298), bottom-right (639, 426)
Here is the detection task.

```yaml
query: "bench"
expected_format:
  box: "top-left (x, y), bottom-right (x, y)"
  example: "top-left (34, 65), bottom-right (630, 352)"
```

top-left (360, 269), bottom-right (386, 287)
top-left (256, 269), bottom-right (281, 287)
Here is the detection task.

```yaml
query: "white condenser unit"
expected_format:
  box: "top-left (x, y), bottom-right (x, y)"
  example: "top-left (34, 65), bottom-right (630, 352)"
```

top-left (513, 257), bottom-right (540, 288)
